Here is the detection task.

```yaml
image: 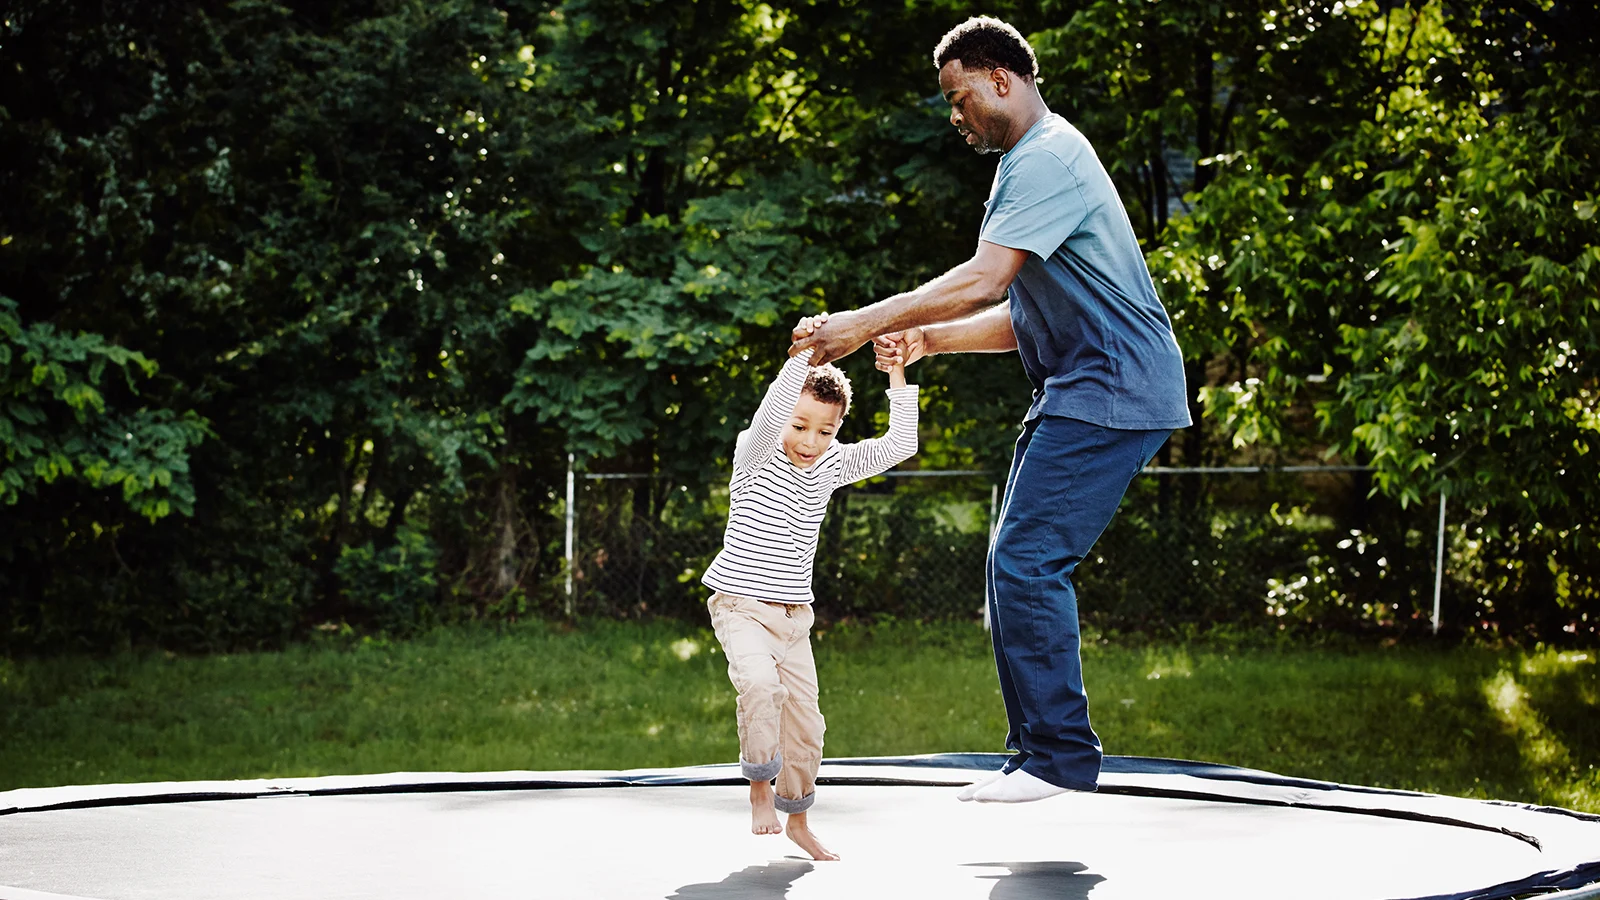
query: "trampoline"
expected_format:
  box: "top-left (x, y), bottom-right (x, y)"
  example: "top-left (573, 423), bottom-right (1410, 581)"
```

top-left (3, 754), bottom-right (1599, 900)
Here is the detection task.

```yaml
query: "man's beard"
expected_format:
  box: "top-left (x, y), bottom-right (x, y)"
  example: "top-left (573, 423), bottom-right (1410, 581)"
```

top-left (961, 126), bottom-right (1000, 155)
top-left (960, 109), bottom-right (1007, 154)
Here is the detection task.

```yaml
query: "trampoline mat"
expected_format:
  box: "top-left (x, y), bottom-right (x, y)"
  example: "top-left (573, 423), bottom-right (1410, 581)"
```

top-left (3, 754), bottom-right (1599, 900)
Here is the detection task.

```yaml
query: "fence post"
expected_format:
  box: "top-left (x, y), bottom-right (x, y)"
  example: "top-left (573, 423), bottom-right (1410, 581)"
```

top-left (988, 482), bottom-right (999, 544)
top-left (984, 482), bottom-right (999, 631)
top-left (565, 452), bottom-right (576, 618)
top-left (1432, 484), bottom-right (1447, 635)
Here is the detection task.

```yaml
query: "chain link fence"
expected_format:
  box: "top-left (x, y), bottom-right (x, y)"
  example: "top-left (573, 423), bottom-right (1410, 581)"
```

top-left (563, 466), bottom-right (1464, 636)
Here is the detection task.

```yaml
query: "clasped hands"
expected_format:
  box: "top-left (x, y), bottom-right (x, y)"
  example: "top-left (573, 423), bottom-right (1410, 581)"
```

top-left (789, 311), bottom-right (926, 372)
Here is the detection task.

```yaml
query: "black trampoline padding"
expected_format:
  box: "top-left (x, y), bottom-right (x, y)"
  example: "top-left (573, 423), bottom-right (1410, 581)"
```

top-left (3, 754), bottom-right (1599, 900)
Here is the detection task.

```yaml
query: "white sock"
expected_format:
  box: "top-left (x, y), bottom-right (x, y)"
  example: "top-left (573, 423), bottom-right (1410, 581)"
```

top-left (972, 769), bottom-right (1072, 804)
top-left (956, 769), bottom-right (1007, 802)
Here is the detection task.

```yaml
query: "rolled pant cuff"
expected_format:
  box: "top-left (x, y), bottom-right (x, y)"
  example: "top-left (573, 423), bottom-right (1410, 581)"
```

top-left (741, 754), bottom-right (783, 783)
top-left (773, 791), bottom-right (814, 814)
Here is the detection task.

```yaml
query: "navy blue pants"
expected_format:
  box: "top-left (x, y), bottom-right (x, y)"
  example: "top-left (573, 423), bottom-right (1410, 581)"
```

top-left (987, 415), bottom-right (1170, 791)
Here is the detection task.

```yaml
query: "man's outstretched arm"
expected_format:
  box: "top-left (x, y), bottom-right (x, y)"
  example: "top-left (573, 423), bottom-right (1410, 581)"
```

top-left (873, 301), bottom-right (1017, 372)
top-left (925, 301), bottom-right (1019, 355)
top-left (790, 241), bottom-right (1028, 365)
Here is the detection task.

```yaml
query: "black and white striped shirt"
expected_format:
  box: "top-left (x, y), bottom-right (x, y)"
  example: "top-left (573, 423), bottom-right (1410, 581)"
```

top-left (702, 350), bottom-right (920, 605)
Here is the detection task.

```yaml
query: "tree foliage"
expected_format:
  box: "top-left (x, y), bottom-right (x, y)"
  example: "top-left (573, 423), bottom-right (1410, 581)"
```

top-left (1, 297), bottom-right (207, 521)
top-left (1, 0), bottom-right (1594, 649)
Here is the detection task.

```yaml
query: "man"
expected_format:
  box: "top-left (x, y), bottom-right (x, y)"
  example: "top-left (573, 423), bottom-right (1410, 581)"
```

top-left (788, 16), bottom-right (1190, 803)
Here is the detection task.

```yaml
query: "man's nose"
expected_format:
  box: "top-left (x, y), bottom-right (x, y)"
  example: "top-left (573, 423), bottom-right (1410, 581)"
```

top-left (949, 108), bottom-right (960, 128)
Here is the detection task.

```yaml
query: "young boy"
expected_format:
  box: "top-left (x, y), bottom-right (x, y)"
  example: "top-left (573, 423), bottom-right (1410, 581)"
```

top-left (701, 314), bottom-right (918, 862)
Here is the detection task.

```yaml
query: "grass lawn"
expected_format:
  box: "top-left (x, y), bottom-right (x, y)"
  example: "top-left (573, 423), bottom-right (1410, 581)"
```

top-left (2, 620), bottom-right (1596, 813)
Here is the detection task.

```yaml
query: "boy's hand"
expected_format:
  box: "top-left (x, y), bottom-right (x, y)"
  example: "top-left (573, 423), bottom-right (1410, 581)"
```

top-left (790, 310), bottom-right (871, 365)
top-left (873, 328), bottom-right (927, 371)
top-left (876, 333), bottom-right (910, 389)
top-left (792, 311), bottom-right (830, 344)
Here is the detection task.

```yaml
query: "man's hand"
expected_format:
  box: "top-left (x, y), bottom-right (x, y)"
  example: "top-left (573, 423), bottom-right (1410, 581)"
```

top-left (789, 310), bottom-right (870, 366)
top-left (873, 328), bottom-right (928, 372)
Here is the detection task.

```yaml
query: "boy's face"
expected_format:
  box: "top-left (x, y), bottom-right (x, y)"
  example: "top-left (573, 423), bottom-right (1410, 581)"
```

top-left (782, 394), bottom-right (845, 469)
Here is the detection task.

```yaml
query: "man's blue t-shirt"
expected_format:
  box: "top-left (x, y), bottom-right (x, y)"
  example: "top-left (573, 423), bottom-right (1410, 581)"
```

top-left (980, 113), bottom-right (1191, 431)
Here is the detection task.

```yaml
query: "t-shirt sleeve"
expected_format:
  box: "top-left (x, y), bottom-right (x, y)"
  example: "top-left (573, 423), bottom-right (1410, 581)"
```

top-left (978, 148), bottom-right (1087, 261)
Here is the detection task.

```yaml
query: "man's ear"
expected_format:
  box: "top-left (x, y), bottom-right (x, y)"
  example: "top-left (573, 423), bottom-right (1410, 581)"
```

top-left (991, 66), bottom-right (1011, 97)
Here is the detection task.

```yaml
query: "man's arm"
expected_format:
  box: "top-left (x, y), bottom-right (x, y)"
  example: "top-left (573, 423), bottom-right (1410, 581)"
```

top-left (925, 301), bottom-right (1018, 356)
top-left (791, 241), bottom-right (1028, 365)
top-left (873, 301), bottom-right (1017, 372)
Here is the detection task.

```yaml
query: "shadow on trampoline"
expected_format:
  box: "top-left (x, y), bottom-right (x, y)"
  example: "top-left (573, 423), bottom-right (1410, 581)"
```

top-left (965, 861), bottom-right (1106, 899)
top-left (666, 859), bottom-right (1105, 900)
top-left (668, 859), bottom-right (815, 899)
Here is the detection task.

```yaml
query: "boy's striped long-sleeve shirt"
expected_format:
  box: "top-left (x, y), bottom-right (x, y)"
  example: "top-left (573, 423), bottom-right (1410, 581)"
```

top-left (701, 350), bottom-right (920, 605)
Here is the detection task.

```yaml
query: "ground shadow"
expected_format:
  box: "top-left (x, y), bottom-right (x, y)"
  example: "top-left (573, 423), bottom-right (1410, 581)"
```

top-left (965, 861), bottom-right (1105, 900)
top-left (667, 859), bottom-right (815, 899)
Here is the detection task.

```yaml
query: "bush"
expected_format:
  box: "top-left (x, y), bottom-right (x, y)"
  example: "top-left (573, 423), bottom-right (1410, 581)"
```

top-left (334, 527), bottom-right (441, 635)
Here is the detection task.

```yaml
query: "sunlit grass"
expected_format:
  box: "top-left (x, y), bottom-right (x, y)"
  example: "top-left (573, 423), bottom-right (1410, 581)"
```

top-left (1479, 651), bottom-right (1600, 812)
top-left (2, 621), bottom-right (1595, 813)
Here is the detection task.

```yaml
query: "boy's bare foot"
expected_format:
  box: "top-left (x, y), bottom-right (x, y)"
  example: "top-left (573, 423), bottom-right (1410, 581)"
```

top-left (784, 811), bottom-right (839, 861)
top-left (749, 781), bottom-right (783, 835)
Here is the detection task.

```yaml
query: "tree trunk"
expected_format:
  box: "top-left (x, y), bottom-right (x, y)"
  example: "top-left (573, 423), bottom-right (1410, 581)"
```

top-left (1180, 358), bottom-right (1207, 511)
top-left (1194, 26), bottom-right (1216, 193)
top-left (492, 463), bottom-right (520, 598)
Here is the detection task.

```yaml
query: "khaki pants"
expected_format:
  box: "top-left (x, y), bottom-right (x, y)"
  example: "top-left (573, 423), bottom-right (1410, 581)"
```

top-left (707, 592), bottom-right (823, 813)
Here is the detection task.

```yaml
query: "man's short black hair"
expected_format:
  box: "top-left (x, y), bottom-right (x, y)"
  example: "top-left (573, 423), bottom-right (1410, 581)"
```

top-left (933, 16), bottom-right (1038, 81)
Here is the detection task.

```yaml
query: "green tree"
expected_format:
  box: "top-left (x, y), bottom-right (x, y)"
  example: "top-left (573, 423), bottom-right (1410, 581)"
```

top-left (2, 0), bottom-right (578, 646)
top-left (4, 0), bottom-right (1592, 648)
top-left (0, 297), bottom-right (207, 521)
top-left (1146, 0), bottom-right (1599, 636)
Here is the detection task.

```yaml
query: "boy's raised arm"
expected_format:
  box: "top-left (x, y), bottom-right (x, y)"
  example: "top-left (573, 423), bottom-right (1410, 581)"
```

top-left (834, 380), bottom-right (919, 486)
top-left (734, 349), bottom-right (814, 475)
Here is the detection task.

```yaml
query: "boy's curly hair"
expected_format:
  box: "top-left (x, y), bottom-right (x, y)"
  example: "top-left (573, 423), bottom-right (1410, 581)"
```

top-left (802, 363), bottom-right (852, 419)
top-left (932, 16), bottom-right (1039, 81)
